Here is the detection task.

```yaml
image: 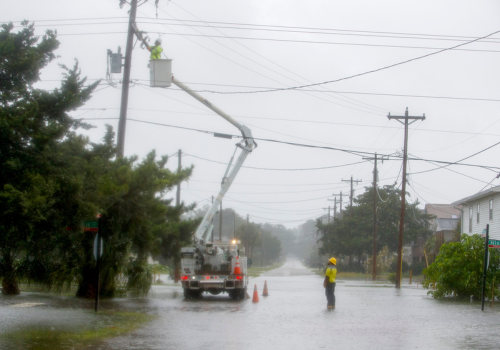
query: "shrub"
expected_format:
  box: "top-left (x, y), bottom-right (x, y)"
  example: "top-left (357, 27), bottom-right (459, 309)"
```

top-left (423, 234), bottom-right (500, 299)
top-left (389, 260), bottom-right (409, 273)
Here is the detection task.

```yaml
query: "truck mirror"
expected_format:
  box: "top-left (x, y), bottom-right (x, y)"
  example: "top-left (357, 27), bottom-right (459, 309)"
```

top-left (247, 258), bottom-right (252, 268)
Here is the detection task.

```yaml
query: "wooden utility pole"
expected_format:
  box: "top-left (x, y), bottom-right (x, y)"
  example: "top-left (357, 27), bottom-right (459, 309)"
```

top-left (233, 209), bottom-right (236, 239)
top-left (363, 153), bottom-right (386, 281)
top-left (388, 107), bottom-right (425, 289)
top-left (332, 192), bottom-right (344, 219)
top-left (116, 0), bottom-right (138, 158)
top-left (342, 176), bottom-right (362, 216)
top-left (176, 150), bottom-right (181, 206)
top-left (219, 201), bottom-right (223, 241)
top-left (174, 149), bottom-right (181, 283)
top-left (323, 206), bottom-right (331, 223)
top-left (333, 197), bottom-right (337, 219)
top-left (372, 154), bottom-right (378, 281)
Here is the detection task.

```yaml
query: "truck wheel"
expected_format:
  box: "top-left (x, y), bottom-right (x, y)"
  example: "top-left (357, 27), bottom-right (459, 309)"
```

top-left (230, 290), bottom-right (239, 300)
top-left (238, 287), bottom-right (247, 300)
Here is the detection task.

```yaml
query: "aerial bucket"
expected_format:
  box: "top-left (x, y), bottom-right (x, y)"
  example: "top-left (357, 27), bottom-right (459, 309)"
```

top-left (149, 59), bottom-right (172, 87)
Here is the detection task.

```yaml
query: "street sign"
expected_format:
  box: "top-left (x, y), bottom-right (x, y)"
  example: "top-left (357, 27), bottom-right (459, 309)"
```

top-left (84, 221), bottom-right (99, 232)
top-left (481, 229), bottom-right (487, 238)
top-left (93, 235), bottom-right (103, 260)
top-left (488, 239), bottom-right (500, 248)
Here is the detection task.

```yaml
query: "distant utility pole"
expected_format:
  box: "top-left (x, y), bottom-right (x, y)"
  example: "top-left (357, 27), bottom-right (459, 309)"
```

top-left (116, 0), bottom-right (138, 158)
top-left (174, 149), bottom-right (181, 283)
top-left (332, 197), bottom-right (341, 219)
top-left (332, 198), bottom-right (337, 219)
top-left (332, 192), bottom-right (344, 219)
top-left (323, 206), bottom-right (331, 223)
top-left (219, 201), bottom-right (223, 241)
top-left (176, 150), bottom-right (181, 206)
top-left (342, 176), bottom-right (362, 216)
top-left (388, 107), bottom-right (425, 289)
top-left (362, 153), bottom-right (387, 281)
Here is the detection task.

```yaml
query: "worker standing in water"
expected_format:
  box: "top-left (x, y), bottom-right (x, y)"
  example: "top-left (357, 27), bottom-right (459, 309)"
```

top-left (323, 257), bottom-right (337, 309)
top-left (147, 38), bottom-right (163, 59)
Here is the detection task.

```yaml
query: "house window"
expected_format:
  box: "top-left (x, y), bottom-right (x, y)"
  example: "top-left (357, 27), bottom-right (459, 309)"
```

top-left (477, 203), bottom-right (480, 223)
top-left (490, 199), bottom-right (493, 220)
top-left (469, 206), bottom-right (472, 233)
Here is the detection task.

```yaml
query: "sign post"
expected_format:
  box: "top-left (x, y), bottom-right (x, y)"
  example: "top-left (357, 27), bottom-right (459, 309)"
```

top-left (94, 215), bottom-right (103, 312)
top-left (481, 224), bottom-right (489, 311)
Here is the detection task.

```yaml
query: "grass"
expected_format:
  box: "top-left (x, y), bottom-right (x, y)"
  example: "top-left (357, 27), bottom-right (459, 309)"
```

top-left (248, 261), bottom-right (285, 277)
top-left (309, 268), bottom-right (425, 283)
top-left (0, 311), bottom-right (154, 349)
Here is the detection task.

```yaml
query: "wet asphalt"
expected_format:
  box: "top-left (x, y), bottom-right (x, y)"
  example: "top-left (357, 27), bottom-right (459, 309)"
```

top-left (1, 258), bottom-right (500, 349)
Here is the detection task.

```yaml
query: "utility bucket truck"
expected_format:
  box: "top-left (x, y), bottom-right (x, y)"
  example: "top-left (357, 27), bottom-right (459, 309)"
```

top-left (167, 75), bottom-right (257, 300)
top-left (126, 26), bottom-right (256, 298)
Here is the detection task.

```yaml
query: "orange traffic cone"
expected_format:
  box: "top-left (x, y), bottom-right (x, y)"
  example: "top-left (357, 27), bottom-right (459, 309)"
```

top-left (262, 280), bottom-right (269, 296)
top-left (252, 284), bottom-right (259, 303)
top-left (234, 257), bottom-right (241, 275)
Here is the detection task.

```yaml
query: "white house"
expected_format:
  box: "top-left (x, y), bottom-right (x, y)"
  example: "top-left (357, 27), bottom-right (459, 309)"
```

top-left (452, 186), bottom-right (500, 240)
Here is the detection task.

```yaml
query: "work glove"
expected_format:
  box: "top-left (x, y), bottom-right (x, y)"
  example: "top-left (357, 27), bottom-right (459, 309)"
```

top-left (323, 282), bottom-right (326, 288)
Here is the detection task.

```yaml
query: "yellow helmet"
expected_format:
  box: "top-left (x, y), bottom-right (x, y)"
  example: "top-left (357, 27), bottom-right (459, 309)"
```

top-left (329, 257), bottom-right (336, 265)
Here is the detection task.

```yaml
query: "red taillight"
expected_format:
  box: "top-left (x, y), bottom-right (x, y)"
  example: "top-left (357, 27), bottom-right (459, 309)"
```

top-left (236, 275), bottom-right (242, 280)
top-left (206, 276), bottom-right (210, 279)
top-left (181, 276), bottom-right (188, 280)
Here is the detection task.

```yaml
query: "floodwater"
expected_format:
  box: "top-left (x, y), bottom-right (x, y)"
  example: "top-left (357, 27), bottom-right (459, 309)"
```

top-left (2, 259), bottom-right (500, 349)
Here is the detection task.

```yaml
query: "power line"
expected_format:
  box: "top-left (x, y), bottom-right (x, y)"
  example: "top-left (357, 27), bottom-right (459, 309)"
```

top-left (164, 1), bottom-right (391, 115)
top-left (184, 153), bottom-right (369, 171)
top-left (138, 6), bottom-right (389, 116)
top-left (10, 16), bottom-right (500, 44)
top-left (47, 79), bottom-right (500, 103)
top-left (15, 19), bottom-right (500, 45)
top-left (78, 106), bottom-right (500, 138)
top-left (182, 184), bottom-right (350, 195)
top-left (171, 29), bottom-right (500, 94)
top-left (80, 117), bottom-right (500, 171)
top-left (407, 138), bottom-right (500, 175)
top-left (47, 30), bottom-right (500, 54)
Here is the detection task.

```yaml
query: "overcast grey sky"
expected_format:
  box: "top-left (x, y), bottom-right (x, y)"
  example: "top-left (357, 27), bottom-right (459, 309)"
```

top-left (3, 0), bottom-right (500, 228)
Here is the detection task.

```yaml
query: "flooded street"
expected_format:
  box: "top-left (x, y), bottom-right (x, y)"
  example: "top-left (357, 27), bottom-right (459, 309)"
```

top-left (2, 258), bottom-right (500, 349)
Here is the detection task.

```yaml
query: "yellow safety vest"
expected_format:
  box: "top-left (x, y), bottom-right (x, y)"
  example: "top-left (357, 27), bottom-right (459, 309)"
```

top-left (325, 266), bottom-right (337, 283)
top-left (150, 45), bottom-right (163, 60)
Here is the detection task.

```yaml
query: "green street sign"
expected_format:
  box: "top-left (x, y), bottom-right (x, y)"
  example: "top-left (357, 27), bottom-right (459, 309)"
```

top-left (488, 239), bottom-right (500, 248)
top-left (84, 221), bottom-right (98, 232)
top-left (481, 229), bottom-right (487, 238)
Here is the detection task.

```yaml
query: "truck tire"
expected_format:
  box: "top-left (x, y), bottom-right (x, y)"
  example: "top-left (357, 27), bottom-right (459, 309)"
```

top-left (230, 289), bottom-right (240, 300)
top-left (184, 289), bottom-right (202, 299)
top-left (239, 287), bottom-right (247, 300)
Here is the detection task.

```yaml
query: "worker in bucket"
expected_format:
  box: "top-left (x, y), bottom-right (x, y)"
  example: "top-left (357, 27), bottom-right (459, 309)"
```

top-left (323, 257), bottom-right (337, 309)
top-left (147, 38), bottom-right (163, 59)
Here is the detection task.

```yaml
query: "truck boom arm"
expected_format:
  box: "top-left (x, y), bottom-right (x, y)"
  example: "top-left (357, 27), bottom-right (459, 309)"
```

top-left (171, 77), bottom-right (256, 245)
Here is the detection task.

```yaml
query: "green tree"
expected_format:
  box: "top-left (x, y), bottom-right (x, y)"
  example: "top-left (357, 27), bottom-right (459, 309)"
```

top-left (0, 22), bottom-right (99, 294)
top-left (76, 150), bottom-right (196, 298)
top-left (423, 234), bottom-right (500, 299)
top-left (261, 223), bottom-right (296, 257)
top-left (253, 232), bottom-right (282, 266)
top-left (236, 222), bottom-right (261, 258)
top-left (318, 185), bottom-right (433, 266)
top-left (0, 22), bottom-right (199, 298)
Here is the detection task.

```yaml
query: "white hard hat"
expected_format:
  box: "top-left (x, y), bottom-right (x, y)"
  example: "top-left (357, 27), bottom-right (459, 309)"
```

top-left (155, 38), bottom-right (162, 44)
